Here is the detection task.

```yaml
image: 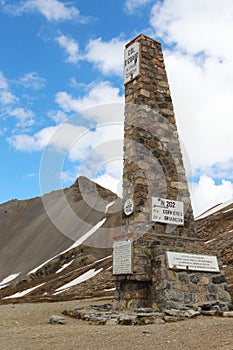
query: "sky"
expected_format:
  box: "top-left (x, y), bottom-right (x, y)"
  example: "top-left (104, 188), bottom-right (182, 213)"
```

top-left (0, 0), bottom-right (233, 217)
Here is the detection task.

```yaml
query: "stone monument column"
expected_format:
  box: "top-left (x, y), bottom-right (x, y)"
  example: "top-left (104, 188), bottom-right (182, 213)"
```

top-left (113, 34), bottom-right (231, 311)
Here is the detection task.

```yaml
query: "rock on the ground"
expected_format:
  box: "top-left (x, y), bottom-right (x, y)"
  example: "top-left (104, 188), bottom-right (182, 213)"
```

top-left (49, 315), bottom-right (67, 325)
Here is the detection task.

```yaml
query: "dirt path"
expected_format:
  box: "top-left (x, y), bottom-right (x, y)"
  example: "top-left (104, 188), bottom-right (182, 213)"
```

top-left (0, 298), bottom-right (233, 350)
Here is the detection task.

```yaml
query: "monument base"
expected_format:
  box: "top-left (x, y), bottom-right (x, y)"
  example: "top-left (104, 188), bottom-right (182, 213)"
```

top-left (114, 236), bottom-right (231, 311)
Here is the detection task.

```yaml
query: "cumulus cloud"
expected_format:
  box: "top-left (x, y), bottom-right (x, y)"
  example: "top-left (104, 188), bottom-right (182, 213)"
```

top-left (125, 0), bottom-right (153, 14)
top-left (150, 0), bottom-right (233, 59)
top-left (8, 107), bottom-right (35, 127)
top-left (0, 71), bottom-right (18, 105)
top-left (56, 35), bottom-right (125, 76)
top-left (149, 0), bottom-right (233, 184)
top-left (85, 37), bottom-right (125, 76)
top-left (18, 72), bottom-right (46, 89)
top-left (48, 110), bottom-right (67, 124)
top-left (8, 121), bottom-right (124, 196)
top-left (56, 35), bottom-right (80, 64)
top-left (190, 175), bottom-right (233, 217)
top-left (0, 90), bottom-right (18, 105)
top-left (94, 173), bottom-right (122, 197)
top-left (6, 0), bottom-right (80, 21)
top-left (7, 123), bottom-right (87, 152)
top-left (0, 71), bottom-right (8, 89)
top-left (55, 81), bottom-right (123, 120)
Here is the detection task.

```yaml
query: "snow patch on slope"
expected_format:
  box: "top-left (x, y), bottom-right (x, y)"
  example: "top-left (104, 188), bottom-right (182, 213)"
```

top-left (56, 259), bottom-right (74, 274)
top-left (196, 199), bottom-right (233, 220)
top-left (67, 218), bottom-right (107, 250)
top-left (3, 283), bottom-right (45, 299)
top-left (53, 268), bottom-right (103, 295)
top-left (28, 218), bottom-right (107, 274)
top-left (105, 201), bottom-right (115, 213)
top-left (0, 273), bottom-right (21, 288)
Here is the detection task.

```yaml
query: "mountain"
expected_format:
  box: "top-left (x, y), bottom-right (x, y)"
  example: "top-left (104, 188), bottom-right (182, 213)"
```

top-left (195, 199), bottom-right (233, 298)
top-left (0, 177), bottom-right (121, 302)
top-left (0, 178), bottom-right (232, 303)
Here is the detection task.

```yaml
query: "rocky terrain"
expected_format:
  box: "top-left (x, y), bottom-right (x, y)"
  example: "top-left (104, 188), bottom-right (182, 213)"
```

top-left (195, 199), bottom-right (233, 298)
top-left (1, 298), bottom-right (233, 350)
top-left (0, 177), bottom-right (120, 302)
top-left (0, 177), bottom-right (232, 304)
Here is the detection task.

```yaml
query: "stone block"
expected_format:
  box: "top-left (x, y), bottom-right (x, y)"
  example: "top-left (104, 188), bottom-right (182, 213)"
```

top-left (212, 275), bottom-right (226, 284)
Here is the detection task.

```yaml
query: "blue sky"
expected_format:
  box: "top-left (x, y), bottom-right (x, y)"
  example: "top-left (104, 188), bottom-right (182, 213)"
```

top-left (0, 0), bottom-right (233, 216)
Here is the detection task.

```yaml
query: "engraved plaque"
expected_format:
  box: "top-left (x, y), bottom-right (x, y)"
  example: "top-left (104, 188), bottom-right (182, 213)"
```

top-left (113, 240), bottom-right (132, 274)
top-left (166, 251), bottom-right (219, 272)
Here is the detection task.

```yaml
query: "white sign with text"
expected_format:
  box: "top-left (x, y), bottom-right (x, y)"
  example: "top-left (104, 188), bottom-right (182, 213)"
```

top-left (166, 251), bottom-right (219, 272)
top-left (124, 42), bottom-right (140, 84)
top-left (152, 197), bottom-right (184, 225)
top-left (113, 240), bottom-right (132, 275)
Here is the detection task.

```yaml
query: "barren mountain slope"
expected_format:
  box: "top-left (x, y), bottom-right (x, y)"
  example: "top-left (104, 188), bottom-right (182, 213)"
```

top-left (0, 177), bottom-right (232, 303)
top-left (196, 199), bottom-right (233, 298)
top-left (0, 177), bottom-right (121, 300)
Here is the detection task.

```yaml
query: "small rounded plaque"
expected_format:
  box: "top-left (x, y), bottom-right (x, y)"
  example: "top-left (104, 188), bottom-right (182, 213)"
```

top-left (124, 199), bottom-right (134, 216)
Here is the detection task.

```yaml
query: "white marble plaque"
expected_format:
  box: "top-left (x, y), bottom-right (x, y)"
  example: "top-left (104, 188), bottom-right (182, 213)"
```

top-left (166, 251), bottom-right (219, 272)
top-left (124, 42), bottom-right (140, 84)
top-left (152, 197), bottom-right (184, 225)
top-left (113, 240), bottom-right (132, 274)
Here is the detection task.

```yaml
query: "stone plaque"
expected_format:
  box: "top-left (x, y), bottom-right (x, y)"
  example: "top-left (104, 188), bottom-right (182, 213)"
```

top-left (152, 197), bottom-right (184, 225)
top-left (124, 198), bottom-right (134, 216)
top-left (124, 42), bottom-right (140, 84)
top-left (166, 251), bottom-right (220, 272)
top-left (113, 240), bottom-right (132, 275)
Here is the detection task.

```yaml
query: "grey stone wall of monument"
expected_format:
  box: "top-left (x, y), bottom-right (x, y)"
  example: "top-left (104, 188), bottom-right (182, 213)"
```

top-left (113, 34), bottom-right (231, 310)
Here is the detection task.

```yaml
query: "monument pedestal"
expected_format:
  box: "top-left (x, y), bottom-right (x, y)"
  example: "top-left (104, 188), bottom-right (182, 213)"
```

top-left (114, 237), bottom-right (230, 310)
top-left (113, 34), bottom-right (231, 311)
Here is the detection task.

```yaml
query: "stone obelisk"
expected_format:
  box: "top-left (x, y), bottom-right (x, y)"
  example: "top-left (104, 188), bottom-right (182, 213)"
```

top-left (113, 34), bottom-right (231, 311)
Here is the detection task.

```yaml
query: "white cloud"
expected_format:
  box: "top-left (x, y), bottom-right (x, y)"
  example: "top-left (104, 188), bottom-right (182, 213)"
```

top-left (18, 72), bottom-right (45, 89)
top-left (56, 35), bottom-right (80, 64)
top-left (0, 71), bottom-right (8, 89)
top-left (55, 81), bottom-right (123, 119)
top-left (94, 173), bottom-right (122, 197)
top-left (85, 37), bottom-right (125, 76)
top-left (149, 0), bottom-right (233, 180)
top-left (150, 0), bottom-right (233, 59)
top-left (8, 107), bottom-right (35, 127)
top-left (8, 121), bottom-right (124, 198)
top-left (56, 35), bottom-right (125, 76)
top-left (148, 0), bottom-right (233, 212)
top-left (22, 0), bottom-right (79, 21)
top-left (0, 90), bottom-right (18, 105)
top-left (125, 0), bottom-right (152, 14)
top-left (8, 123), bottom-right (87, 152)
top-left (190, 175), bottom-right (233, 217)
top-left (0, 71), bottom-right (18, 105)
top-left (164, 52), bottom-right (233, 172)
top-left (60, 170), bottom-right (76, 184)
top-left (68, 123), bottom-right (124, 162)
top-left (48, 110), bottom-right (67, 124)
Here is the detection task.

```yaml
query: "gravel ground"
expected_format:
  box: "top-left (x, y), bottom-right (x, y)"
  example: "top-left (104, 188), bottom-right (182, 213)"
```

top-left (0, 298), bottom-right (233, 350)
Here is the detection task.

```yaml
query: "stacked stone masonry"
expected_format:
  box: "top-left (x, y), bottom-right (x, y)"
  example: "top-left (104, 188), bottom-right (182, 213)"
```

top-left (114, 34), bottom-right (232, 311)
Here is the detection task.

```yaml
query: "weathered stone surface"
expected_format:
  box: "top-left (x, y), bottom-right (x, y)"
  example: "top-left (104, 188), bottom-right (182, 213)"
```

top-left (183, 309), bottom-right (200, 318)
top-left (222, 311), bottom-right (233, 317)
top-left (49, 315), bottom-right (67, 325)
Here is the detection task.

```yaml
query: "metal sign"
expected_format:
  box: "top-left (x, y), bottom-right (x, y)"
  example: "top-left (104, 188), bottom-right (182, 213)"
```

top-left (113, 240), bottom-right (132, 275)
top-left (152, 197), bottom-right (184, 225)
top-left (124, 42), bottom-right (140, 84)
top-left (166, 251), bottom-right (220, 272)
